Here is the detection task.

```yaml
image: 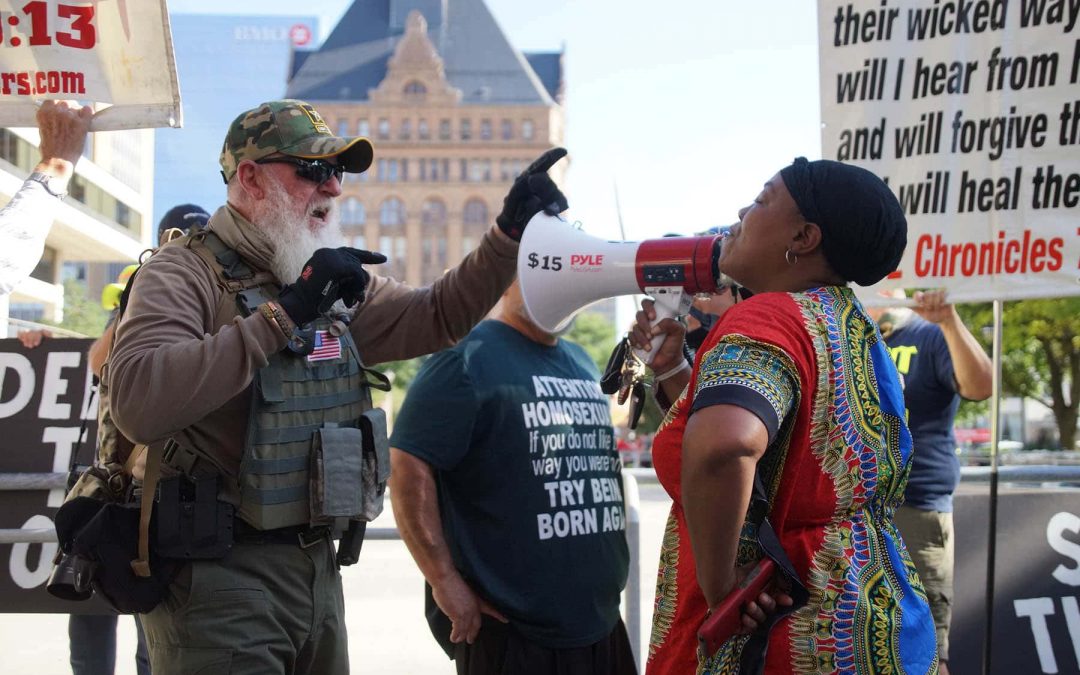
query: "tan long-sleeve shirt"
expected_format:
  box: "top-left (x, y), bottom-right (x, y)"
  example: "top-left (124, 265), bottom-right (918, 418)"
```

top-left (107, 204), bottom-right (517, 480)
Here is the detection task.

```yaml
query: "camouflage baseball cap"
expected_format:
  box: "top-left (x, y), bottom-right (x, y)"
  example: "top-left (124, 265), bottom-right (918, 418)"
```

top-left (219, 99), bottom-right (374, 183)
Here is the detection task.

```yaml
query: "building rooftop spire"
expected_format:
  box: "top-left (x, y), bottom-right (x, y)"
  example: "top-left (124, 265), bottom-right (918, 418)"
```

top-left (286, 0), bottom-right (561, 105)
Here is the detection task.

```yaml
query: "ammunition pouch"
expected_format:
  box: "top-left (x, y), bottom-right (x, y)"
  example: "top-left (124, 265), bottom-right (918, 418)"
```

top-left (310, 409), bottom-right (390, 527)
top-left (358, 408), bottom-right (391, 522)
top-left (154, 474), bottom-right (234, 560)
top-left (308, 409), bottom-right (389, 566)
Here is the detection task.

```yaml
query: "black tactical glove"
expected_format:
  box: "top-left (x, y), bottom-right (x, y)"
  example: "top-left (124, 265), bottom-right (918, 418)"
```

top-left (495, 147), bottom-right (569, 241)
top-left (278, 247), bottom-right (387, 326)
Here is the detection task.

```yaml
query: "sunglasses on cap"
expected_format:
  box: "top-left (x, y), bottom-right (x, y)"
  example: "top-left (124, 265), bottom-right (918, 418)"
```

top-left (255, 157), bottom-right (345, 185)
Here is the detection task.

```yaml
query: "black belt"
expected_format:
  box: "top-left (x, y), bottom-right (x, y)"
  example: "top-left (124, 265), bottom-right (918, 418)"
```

top-left (233, 519), bottom-right (331, 549)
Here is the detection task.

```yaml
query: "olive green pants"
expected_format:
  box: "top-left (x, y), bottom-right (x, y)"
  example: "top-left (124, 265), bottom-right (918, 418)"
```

top-left (894, 505), bottom-right (954, 662)
top-left (139, 536), bottom-right (347, 674)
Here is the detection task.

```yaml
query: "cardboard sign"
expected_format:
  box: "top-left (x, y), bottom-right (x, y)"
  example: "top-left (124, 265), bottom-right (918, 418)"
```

top-left (818, 0), bottom-right (1079, 302)
top-left (952, 487), bottom-right (1080, 674)
top-left (0, 337), bottom-right (104, 613)
top-left (0, 0), bottom-right (181, 130)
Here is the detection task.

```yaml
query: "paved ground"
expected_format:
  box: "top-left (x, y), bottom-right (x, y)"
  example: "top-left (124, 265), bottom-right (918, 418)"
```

top-left (0, 481), bottom-right (674, 674)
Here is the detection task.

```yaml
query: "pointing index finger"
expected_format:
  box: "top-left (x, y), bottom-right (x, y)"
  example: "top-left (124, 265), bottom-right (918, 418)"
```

top-left (339, 247), bottom-right (388, 265)
top-left (523, 147), bottom-right (567, 176)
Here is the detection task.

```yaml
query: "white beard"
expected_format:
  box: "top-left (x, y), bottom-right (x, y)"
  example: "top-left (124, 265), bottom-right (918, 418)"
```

top-left (255, 174), bottom-right (344, 284)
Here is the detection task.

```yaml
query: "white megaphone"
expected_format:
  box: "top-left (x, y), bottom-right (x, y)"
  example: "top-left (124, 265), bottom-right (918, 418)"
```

top-left (518, 213), bottom-right (728, 364)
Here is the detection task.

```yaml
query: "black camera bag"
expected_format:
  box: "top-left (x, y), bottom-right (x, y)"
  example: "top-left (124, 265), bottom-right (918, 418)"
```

top-left (53, 495), bottom-right (182, 613)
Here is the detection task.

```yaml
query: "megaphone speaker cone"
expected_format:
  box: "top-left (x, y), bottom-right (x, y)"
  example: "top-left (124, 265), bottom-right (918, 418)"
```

top-left (517, 214), bottom-right (726, 334)
top-left (518, 214), bottom-right (641, 333)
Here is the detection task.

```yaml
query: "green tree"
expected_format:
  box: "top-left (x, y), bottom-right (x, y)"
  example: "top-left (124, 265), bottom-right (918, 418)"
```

top-left (958, 297), bottom-right (1080, 451)
top-left (42, 279), bottom-right (109, 337)
top-left (373, 355), bottom-right (428, 421)
top-left (564, 311), bottom-right (617, 373)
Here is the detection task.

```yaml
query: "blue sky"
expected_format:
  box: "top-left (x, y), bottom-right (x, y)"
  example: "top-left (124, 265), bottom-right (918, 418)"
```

top-left (169, 0), bottom-right (823, 241)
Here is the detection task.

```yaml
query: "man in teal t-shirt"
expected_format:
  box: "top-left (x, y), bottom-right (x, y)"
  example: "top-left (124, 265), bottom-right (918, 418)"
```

top-left (390, 280), bottom-right (635, 675)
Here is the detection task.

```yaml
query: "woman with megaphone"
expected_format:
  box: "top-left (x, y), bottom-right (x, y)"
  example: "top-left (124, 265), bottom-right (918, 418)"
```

top-left (630, 158), bottom-right (939, 674)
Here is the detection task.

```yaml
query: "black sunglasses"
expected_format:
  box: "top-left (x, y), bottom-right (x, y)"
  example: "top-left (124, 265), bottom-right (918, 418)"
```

top-left (255, 157), bottom-right (344, 185)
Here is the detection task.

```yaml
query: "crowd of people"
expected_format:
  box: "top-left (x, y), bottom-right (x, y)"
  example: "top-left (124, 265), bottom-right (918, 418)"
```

top-left (3, 97), bottom-right (998, 675)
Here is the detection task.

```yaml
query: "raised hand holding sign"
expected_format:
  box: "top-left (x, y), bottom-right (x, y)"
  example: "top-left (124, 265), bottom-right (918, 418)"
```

top-left (0, 0), bottom-right (181, 130)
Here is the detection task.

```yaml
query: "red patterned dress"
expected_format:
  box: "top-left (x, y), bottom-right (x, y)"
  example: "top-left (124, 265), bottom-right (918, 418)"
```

top-left (646, 287), bottom-right (938, 674)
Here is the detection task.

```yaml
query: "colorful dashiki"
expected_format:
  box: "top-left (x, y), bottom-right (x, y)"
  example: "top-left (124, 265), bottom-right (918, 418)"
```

top-left (647, 287), bottom-right (938, 675)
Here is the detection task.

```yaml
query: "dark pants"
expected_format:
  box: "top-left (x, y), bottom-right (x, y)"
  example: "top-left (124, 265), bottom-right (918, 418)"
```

top-left (69, 613), bottom-right (151, 675)
top-left (454, 617), bottom-right (637, 675)
top-left (139, 536), bottom-right (346, 675)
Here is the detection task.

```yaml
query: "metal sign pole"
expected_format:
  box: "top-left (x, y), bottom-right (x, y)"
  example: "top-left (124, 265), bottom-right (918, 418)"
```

top-left (982, 299), bottom-right (1003, 675)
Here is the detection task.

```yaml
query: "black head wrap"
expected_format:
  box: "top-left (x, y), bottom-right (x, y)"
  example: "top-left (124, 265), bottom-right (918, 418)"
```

top-left (779, 157), bottom-right (906, 286)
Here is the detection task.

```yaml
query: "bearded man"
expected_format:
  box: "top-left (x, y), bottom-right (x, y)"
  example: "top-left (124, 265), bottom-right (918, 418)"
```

top-left (106, 99), bottom-right (567, 675)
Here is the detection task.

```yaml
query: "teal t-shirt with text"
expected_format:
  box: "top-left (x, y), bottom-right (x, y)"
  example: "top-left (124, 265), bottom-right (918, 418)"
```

top-left (390, 320), bottom-right (629, 648)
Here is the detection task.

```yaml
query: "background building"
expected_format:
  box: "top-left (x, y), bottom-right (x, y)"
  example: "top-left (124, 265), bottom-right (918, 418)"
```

top-left (286, 0), bottom-right (564, 286)
top-left (155, 13), bottom-right (320, 226)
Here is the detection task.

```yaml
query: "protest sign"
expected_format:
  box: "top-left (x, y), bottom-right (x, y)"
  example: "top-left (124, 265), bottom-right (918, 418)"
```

top-left (0, 0), bottom-right (181, 130)
top-left (0, 337), bottom-right (101, 612)
top-left (819, 0), bottom-right (1079, 302)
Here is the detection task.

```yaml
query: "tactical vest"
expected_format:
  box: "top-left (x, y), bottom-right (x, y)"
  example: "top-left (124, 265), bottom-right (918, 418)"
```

top-left (166, 231), bottom-right (391, 531)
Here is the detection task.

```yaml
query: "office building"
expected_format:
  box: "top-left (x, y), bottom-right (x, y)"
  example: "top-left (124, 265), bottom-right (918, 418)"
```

top-left (286, 0), bottom-right (564, 286)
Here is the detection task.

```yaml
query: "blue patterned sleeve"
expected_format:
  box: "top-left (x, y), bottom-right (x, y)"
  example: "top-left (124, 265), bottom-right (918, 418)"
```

top-left (690, 336), bottom-right (799, 443)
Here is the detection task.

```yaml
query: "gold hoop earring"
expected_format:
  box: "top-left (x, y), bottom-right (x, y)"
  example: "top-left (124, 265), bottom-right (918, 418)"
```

top-left (785, 249), bottom-right (798, 266)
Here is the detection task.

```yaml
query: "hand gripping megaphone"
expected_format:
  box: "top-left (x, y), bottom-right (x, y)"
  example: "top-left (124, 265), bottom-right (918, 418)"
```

top-left (518, 213), bottom-right (728, 363)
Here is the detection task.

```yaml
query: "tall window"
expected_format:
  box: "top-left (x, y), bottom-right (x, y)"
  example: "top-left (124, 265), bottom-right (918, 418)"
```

top-left (468, 159), bottom-right (491, 183)
top-left (480, 119), bottom-right (492, 140)
top-left (379, 198), bottom-right (407, 280)
top-left (418, 119), bottom-right (430, 140)
top-left (421, 199), bottom-right (448, 282)
top-left (337, 119), bottom-right (350, 135)
top-left (463, 199), bottom-right (488, 226)
top-left (400, 119), bottom-right (412, 140)
top-left (522, 119), bottom-right (534, 140)
top-left (501, 119), bottom-right (513, 140)
top-left (341, 198), bottom-right (366, 226)
top-left (377, 118), bottom-right (390, 140)
top-left (460, 119), bottom-right (472, 141)
top-left (421, 198), bottom-right (447, 227)
top-left (380, 198), bottom-right (406, 226)
top-left (377, 159), bottom-right (401, 182)
top-left (463, 199), bottom-right (489, 255)
top-left (357, 119), bottom-right (370, 137)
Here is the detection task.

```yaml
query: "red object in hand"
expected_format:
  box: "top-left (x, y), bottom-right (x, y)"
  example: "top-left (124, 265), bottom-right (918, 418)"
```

top-left (697, 557), bottom-right (777, 657)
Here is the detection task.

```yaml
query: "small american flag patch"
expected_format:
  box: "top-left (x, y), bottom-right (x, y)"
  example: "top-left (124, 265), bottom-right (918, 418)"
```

top-left (307, 330), bottom-right (342, 362)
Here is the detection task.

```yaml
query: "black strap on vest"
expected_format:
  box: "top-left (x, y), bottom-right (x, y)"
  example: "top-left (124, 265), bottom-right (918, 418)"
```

top-left (194, 230), bottom-right (269, 285)
top-left (738, 466), bottom-right (811, 674)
